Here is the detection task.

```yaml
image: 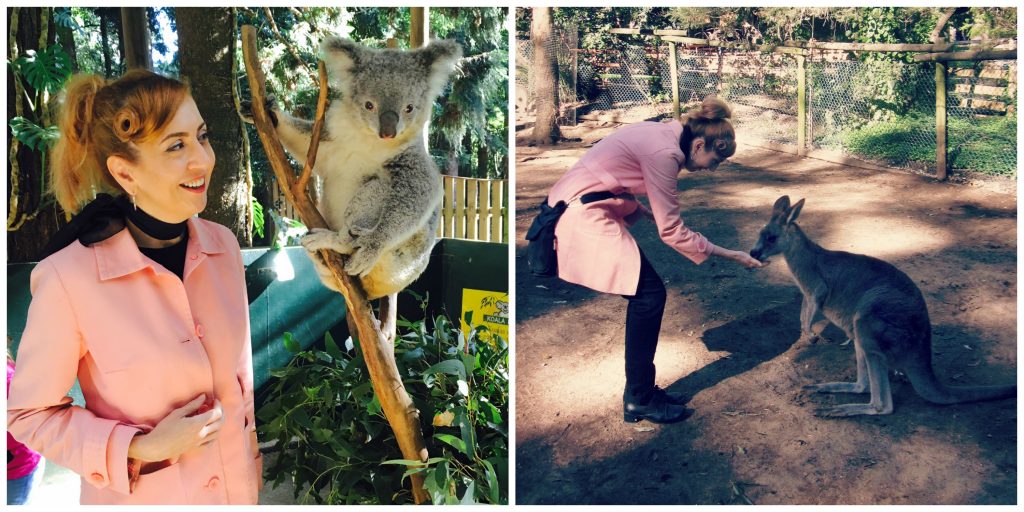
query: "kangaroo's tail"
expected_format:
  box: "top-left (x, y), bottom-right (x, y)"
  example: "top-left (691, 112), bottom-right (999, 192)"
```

top-left (905, 354), bottom-right (1016, 405)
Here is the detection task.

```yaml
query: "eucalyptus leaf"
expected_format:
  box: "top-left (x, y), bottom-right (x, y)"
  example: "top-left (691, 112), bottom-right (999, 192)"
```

top-left (283, 332), bottom-right (300, 353)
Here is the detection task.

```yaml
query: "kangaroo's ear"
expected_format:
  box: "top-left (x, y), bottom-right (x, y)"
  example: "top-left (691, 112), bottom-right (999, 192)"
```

top-left (786, 198), bottom-right (805, 225)
top-left (771, 195), bottom-right (790, 220)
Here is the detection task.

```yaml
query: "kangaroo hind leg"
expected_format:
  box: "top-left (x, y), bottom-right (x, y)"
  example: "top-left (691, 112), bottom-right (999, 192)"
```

top-left (803, 339), bottom-right (869, 394)
top-left (814, 318), bottom-right (894, 417)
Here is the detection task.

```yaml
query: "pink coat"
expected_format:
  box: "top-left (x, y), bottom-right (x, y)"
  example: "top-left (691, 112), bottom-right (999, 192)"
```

top-left (7, 218), bottom-right (261, 505)
top-left (549, 120), bottom-right (715, 295)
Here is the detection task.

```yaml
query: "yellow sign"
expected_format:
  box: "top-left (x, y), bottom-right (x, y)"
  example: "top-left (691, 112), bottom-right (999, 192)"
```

top-left (460, 288), bottom-right (508, 346)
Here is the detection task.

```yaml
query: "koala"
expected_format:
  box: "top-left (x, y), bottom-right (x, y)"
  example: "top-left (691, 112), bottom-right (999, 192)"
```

top-left (260, 37), bottom-right (461, 299)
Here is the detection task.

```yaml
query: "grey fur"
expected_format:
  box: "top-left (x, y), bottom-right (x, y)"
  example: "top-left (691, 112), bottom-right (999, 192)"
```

top-left (267, 37), bottom-right (461, 299)
top-left (750, 196), bottom-right (1016, 417)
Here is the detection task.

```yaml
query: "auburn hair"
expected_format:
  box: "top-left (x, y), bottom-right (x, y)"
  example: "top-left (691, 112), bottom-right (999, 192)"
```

top-left (680, 96), bottom-right (736, 159)
top-left (49, 69), bottom-right (189, 213)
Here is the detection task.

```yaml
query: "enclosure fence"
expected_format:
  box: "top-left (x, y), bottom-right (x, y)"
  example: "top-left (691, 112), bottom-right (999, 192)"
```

top-left (270, 175), bottom-right (509, 244)
top-left (517, 30), bottom-right (1017, 177)
top-left (438, 176), bottom-right (509, 243)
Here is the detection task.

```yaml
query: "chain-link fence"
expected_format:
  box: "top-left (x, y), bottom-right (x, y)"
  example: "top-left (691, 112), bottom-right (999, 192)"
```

top-left (516, 25), bottom-right (580, 126)
top-left (946, 60), bottom-right (1016, 175)
top-left (517, 28), bottom-right (1017, 176)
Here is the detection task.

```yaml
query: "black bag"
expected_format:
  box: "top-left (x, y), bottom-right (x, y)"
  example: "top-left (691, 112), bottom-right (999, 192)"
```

top-left (525, 198), bottom-right (566, 276)
top-left (525, 192), bottom-right (615, 277)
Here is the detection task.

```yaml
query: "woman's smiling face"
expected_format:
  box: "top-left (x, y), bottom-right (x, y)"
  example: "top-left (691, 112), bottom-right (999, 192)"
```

top-left (108, 95), bottom-right (216, 223)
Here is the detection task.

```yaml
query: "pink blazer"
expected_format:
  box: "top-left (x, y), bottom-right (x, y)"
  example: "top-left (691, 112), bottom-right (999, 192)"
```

top-left (7, 218), bottom-right (261, 505)
top-left (548, 120), bottom-right (715, 295)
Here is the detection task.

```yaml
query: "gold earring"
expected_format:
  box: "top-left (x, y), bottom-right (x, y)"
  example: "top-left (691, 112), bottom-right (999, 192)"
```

top-left (130, 193), bottom-right (137, 211)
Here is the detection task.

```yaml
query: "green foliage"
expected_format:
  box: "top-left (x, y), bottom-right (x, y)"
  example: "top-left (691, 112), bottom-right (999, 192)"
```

top-left (256, 302), bottom-right (509, 504)
top-left (251, 196), bottom-right (266, 239)
top-left (9, 117), bottom-right (60, 153)
top-left (12, 45), bottom-right (74, 96)
top-left (839, 113), bottom-right (1016, 177)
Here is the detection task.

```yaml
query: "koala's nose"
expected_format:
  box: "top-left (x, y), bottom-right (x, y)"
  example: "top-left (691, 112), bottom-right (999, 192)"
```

top-left (378, 111), bottom-right (399, 139)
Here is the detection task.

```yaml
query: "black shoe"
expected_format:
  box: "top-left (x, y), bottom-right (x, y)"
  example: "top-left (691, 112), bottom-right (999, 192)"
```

top-left (623, 394), bottom-right (693, 424)
top-left (652, 385), bottom-right (689, 406)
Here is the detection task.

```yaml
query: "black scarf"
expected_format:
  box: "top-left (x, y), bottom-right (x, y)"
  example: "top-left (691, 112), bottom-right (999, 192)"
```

top-left (40, 193), bottom-right (187, 260)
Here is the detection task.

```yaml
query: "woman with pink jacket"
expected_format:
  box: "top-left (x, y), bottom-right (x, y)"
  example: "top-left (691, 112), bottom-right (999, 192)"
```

top-left (547, 97), bottom-right (764, 424)
top-left (7, 70), bottom-right (261, 504)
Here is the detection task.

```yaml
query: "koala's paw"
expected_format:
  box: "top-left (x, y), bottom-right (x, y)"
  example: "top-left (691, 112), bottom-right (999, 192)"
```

top-left (344, 241), bottom-right (382, 277)
top-left (301, 228), bottom-right (346, 254)
top-left (239, 95), bottom-right (278, 127)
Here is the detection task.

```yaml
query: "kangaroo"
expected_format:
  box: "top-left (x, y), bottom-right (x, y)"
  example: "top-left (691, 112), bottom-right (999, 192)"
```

top-left (749, 195), bottom-right (1016, 417)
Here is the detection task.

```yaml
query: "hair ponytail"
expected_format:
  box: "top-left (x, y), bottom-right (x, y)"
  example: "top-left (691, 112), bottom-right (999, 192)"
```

top-left (680, 95), bottom-right (736, 159)
top-left (48, 69), bottom-right (189, 214)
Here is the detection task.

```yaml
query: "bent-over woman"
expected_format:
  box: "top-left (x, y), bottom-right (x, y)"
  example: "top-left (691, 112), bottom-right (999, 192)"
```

top-left (547, 96), bottom-right (764, 424)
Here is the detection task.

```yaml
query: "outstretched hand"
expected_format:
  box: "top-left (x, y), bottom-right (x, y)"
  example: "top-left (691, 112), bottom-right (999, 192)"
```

top-left (712, 245), bottom-right (766, 269)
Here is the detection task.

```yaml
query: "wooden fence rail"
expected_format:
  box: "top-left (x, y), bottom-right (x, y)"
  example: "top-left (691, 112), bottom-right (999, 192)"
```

top-left (439, 176), bottom-right (509, 243)
top-left (271, 176), bottom-right (509, 244)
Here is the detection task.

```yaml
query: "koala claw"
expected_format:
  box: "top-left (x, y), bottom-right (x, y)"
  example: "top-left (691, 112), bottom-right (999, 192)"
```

top-left (300, 228), bottom-right (342, 253)
top-left (344, 244), bottom-right (381, 277)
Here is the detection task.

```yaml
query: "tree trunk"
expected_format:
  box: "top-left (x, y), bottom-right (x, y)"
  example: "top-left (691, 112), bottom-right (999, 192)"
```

top-left (176, 7), bottom-right (252, 245)
top-left (120, 7), bottom-right (152, 70)
top-left (7, 7), bottom-right (66, 263)
top-left (99, 9), bottom-right (112, 77)
top-left (55, 10), bottom-right (78, 73)
top-left (477, 135), bottom-right (489, 178)
top-left (113, 8), bottom-right (125, 73)
top-left (530, 7), bottom-right (560, 145)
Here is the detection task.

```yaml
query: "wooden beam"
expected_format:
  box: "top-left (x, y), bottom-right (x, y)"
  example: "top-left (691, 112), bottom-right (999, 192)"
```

top-left (935, 62), bottom-right (948, 181)
top-left (668, 42), bottom-right (679, 119)
top-left (914, 49), bottom-right (1017, 62)
top-left (772, 46), bottom-right (809, 56)
top-left (796, 53), bottom-right (807, 156)
top-left (783, 40), bottom-right (955, 52)
top-left (607, 27), bottom-right (655, 36)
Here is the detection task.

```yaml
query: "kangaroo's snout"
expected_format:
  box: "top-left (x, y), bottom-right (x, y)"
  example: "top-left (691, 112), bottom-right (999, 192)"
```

top-left (750, 248), bottom-right (763, 261)
top-left (378, 111), bottom-right (399, 139)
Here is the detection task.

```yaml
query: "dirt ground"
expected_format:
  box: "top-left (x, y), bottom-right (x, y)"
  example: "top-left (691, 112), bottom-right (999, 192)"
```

top-left (513, 121), bottom-right (1017, 505)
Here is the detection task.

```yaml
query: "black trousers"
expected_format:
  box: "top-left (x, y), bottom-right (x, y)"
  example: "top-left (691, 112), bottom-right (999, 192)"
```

top-left (621, 250), bottom-right (667, 403)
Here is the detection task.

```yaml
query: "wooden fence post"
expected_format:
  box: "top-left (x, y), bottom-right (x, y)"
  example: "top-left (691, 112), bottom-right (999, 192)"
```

top-left (796, 53), bottom-right (807, 156)
top-left (668, 41), bottom-right (680, 119)
top-left (935, 62), bottom-right (948, 181)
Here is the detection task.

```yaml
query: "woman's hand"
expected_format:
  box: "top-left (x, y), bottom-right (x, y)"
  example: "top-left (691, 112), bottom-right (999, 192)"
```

top-left (128, 394), bottom-right (224, 462)
top-left (712, 245), bottom-right (765, 269)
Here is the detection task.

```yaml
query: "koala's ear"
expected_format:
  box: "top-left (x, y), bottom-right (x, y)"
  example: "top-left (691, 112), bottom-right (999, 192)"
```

top-left (419, 39), bottom-right (462, 93)
top-left (321, 37), bottom-right (363, 78)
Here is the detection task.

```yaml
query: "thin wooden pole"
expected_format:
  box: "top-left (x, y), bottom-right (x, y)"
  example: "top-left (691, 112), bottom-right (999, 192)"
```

top-left (240, 26), bottom-right (430, 504)
top-left (668, 41), bottom-right (680, 119)
top-left (914, 49), bottom-right (1017, 63)
top-left (489, 180), bottom-right (501, 242)
top-left (466, 178), bottom-right (478, 240)
top-left (935, 62), bottom-right (948, 181)
top-left (796, 53), bottom-right (807, 157)
top-left (453, 178), bottom-right (466, 238)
